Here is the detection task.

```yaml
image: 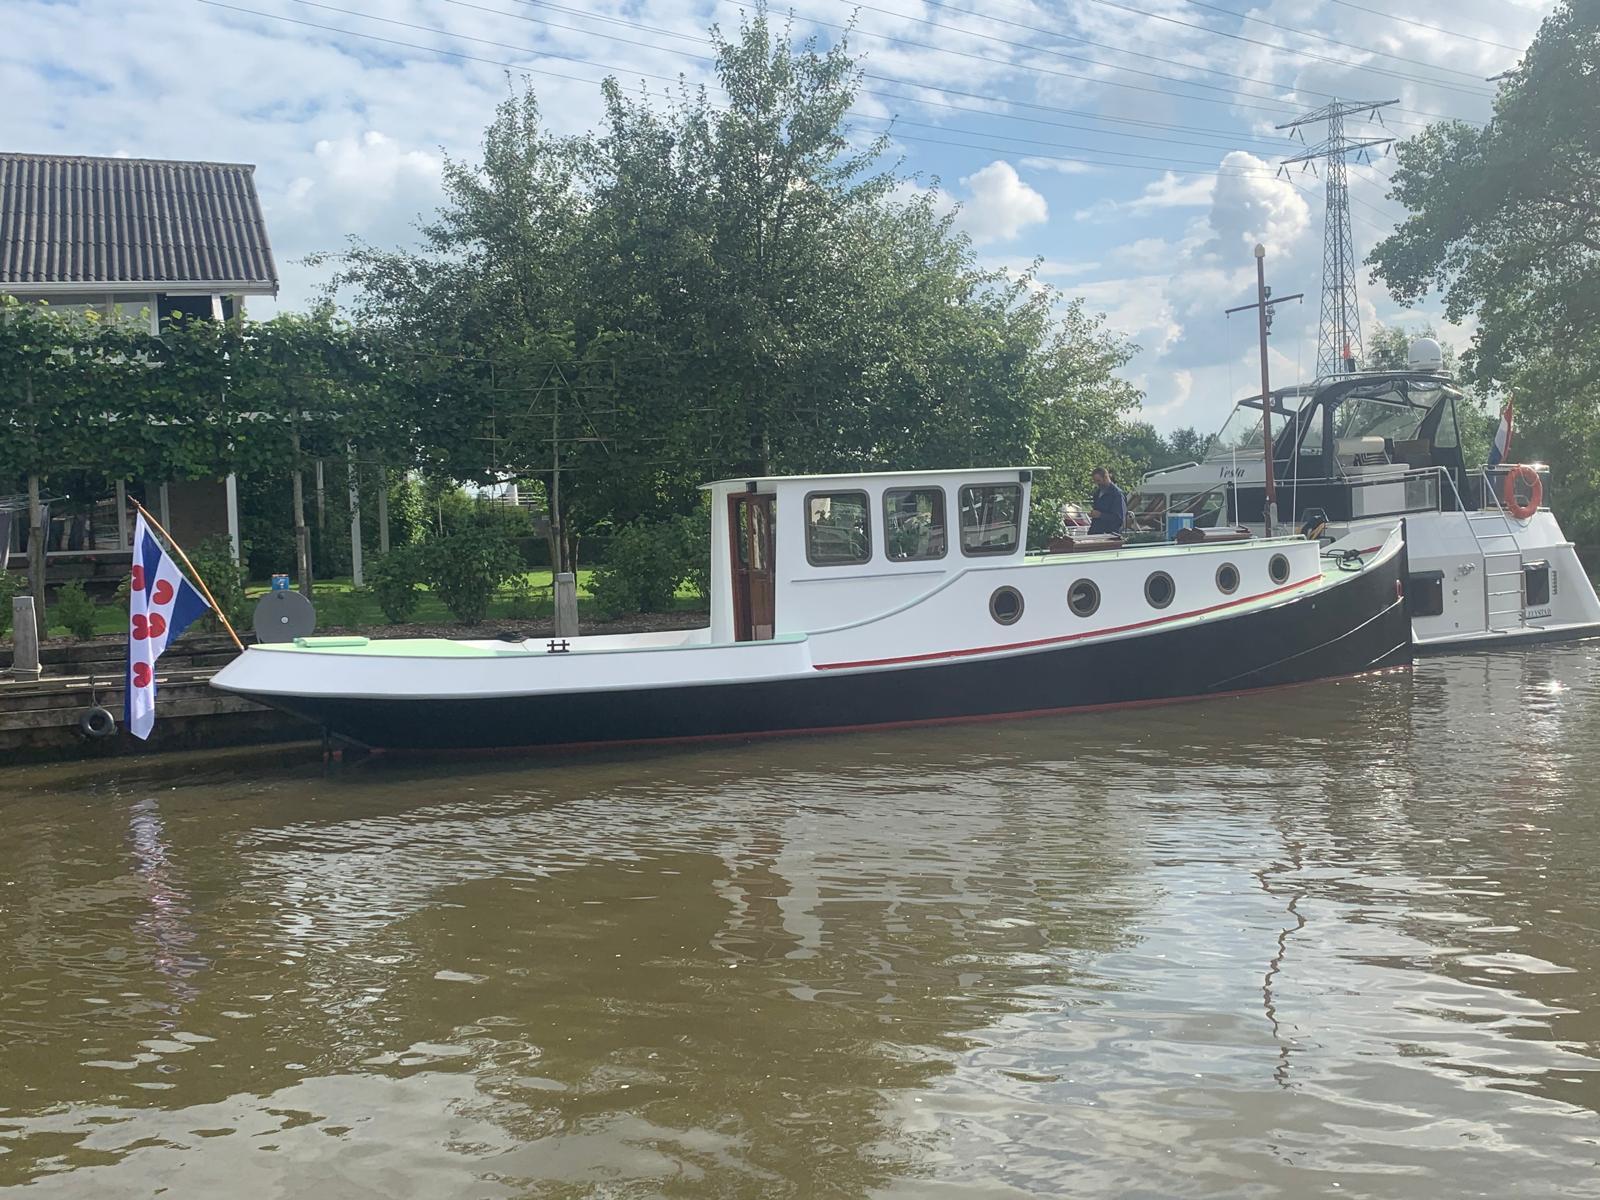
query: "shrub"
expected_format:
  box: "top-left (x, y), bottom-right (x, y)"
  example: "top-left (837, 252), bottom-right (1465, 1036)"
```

top-left (315, 589), bottom-right (362, 630)
top-left (0, 571), bottom-right (21, 640)
top-left (501, 574), bottom-right (548, 621)
top-left (678, 506), bottom-right (711, 602)
top-left (366, 545), bottom-right (423, 624)
top-left (420, 521), bottom-right (525, 624)
top-left (590, 519), bottom-right (693, 617)
top-left (189, 536), bottom-right (252, 634)
top-left (54, 579), bottom-right (99, 640)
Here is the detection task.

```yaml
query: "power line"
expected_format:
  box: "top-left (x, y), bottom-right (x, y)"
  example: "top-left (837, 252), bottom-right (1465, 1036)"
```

top-left (712, 0), bottom-right (1302, 117)
top-left (490, 0), bottom-right (1293, 149)
top-left (192, 0), bottom-right (1413, 240)
top-left (192, 0), bottom-right (1265, 164)
top-left (1320, 0), bottom-right (1525, 52)
top-left (861, 115), bottom-right (1271, 171)
top-left (496, 0), bottom-right (1294, 119)
top-left (1076, 0), bottom-right (1492, 122)
top-left (1178, 0), bottom-right (1502, 88)
top-left (758, 0), bottom-right (1488, 122)
top-left (795, 0), bottom-right (1415, 114)
top-left (228, 0), bottom-right (1298, 152)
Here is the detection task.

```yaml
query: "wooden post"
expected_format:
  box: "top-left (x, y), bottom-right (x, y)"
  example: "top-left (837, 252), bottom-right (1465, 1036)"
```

top-left (314, 459), bottom-right (326, 533)
top-left (10, 596), bottom-right (41, 681)
top-left (26, 474), bottom-right (45, 639)
top-left (347, 447), bottom-right (364, 588)
top-left (292, 427), bottom-right (313, 599)
top-left (115, 480), bottom-right (130, 548)
top-left (1254, 244), bottom-right (1278, 537)
top-left (225, 472), bottom-right (242, 566)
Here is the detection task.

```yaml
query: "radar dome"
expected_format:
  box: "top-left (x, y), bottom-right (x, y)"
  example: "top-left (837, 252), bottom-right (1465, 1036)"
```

top-left (1407, 337), bottom-right (1445, 373)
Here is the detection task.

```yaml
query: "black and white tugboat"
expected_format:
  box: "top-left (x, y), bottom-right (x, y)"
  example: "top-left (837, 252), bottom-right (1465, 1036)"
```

top-left (1131, 339), bottom-right (1600, 651)
top-left (211, 467), bottom-right (1412, 752)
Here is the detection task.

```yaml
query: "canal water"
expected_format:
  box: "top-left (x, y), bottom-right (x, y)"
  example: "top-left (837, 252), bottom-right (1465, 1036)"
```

top-left (3, 648), bottom-right (1599, 1198)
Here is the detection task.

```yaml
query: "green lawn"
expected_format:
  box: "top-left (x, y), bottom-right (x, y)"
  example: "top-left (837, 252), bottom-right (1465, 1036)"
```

top-left (48, 569), bottom-right (706, 639)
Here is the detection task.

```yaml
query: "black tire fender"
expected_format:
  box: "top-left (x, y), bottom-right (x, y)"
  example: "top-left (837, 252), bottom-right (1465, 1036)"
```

top-left (79, 706), bottom-right (117, 739)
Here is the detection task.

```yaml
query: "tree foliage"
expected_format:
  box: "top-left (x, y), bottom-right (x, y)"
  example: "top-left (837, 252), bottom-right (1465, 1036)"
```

top-left (322, 6), bottom-right (1139, 564)
top-left (0, 300), bottom-right (403, 487)
top-left (1368, 0), bottom-right (1600, 555)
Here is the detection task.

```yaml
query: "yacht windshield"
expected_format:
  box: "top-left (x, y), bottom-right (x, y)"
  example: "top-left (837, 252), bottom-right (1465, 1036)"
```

top-left (1212, 404), bottom-right (1265, 455)
top-left (1332, 395), bottom-right (1427, 442)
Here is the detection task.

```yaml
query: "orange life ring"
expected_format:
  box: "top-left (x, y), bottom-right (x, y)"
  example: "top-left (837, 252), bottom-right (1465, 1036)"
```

top-left (1503, 464), bottom-right (1543, 520)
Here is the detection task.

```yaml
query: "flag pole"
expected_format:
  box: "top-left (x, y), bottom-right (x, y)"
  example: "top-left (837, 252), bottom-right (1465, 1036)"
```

top-left (128, 498), bottom-right (246, 653)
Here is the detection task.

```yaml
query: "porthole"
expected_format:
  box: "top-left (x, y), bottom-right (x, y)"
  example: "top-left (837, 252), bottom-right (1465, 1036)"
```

top-left (1144, 571), bottom-right (1176, 610)
top-left (1067, 578), bottom-right (1100, 618)
top-left (1215, 562), bottom-right (1240, 595)
top-left (1268, 553), bottom-right (1291, 585)
top-left (989, 585), bottom-right (1024, 626)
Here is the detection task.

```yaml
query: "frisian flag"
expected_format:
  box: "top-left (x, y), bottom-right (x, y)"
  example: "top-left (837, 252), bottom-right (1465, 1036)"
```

top-left (1488, 399), bottom-right (1514, 469)
top-left (126, 513), bottom-right (211, 740)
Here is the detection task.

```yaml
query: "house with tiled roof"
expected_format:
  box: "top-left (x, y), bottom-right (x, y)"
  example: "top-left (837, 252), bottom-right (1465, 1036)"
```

top-left (0, 151), bottom-right (278, 327)
top-left (2, 152), bottom-right (280, 574)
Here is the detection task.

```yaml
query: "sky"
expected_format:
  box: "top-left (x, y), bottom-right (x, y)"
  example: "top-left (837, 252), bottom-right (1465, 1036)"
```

top-left (5, 0), bottom-right (1556, 438)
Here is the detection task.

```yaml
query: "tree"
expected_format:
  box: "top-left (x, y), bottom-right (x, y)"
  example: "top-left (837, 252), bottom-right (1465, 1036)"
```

top-left (1368, 0), bottom-right (1600, 558)
top-left (322, 4), bottom-right (1140, 570)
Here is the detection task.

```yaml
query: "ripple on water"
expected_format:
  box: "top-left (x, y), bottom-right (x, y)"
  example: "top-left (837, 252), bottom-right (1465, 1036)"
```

top-left (2, 648), bottom-right (1600, 1196)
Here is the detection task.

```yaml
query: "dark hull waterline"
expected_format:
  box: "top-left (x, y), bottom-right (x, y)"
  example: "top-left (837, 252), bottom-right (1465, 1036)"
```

top-left (231, 552), bottom-right (1411, 752)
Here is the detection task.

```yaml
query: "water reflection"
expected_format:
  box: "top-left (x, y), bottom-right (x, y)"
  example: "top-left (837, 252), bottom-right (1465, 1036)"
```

top-left (128, 798), bottom-right (205, 1013)
top-left (2, 648), bottom-right (1599, 1195)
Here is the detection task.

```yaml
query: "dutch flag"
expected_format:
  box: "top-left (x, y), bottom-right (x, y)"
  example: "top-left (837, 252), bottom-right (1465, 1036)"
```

top-left (126, 514), bottom-right (211, 740)
top-left (1488, 399), bottom-right (1514, 468)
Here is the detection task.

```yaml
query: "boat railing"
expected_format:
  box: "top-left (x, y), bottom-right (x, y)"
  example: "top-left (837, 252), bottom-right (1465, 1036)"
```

top-left (1474, 462), bottom-right (1551, 513)
top-left (1337, 466), bottom-right (1444, 521)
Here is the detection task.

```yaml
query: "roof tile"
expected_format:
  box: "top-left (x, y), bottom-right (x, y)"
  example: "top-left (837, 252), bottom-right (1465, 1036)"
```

top-left (0, 152), bottom-right (278, 292)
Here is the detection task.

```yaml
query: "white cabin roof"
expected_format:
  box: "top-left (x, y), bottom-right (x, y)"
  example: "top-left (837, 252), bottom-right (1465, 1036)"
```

top-left (700, 466), bottom-right (1047, 490)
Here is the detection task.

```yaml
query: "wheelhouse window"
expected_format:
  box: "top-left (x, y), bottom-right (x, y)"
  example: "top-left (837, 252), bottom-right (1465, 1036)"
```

top-left (1332, 394), bottom-right (1428, 445)
top-left (959, 484), bottom-right (1022, 556)
top-left (884, 487), bottom-right (947, 561)
top-left (805, 491), bottom-right (871, 566)
top-left (1295, 400), bottom-right (1325, 464)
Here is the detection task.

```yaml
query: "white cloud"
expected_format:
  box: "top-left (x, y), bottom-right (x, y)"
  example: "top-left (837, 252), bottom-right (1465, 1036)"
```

top-left (280, 132), bottom-right (445, 260)
top-left (1202, 151), bottom-right (1311, 259)
top-left (1019, 156), bottom-right (1099, 176)
top-left (1076, 171), bottom-right (1214, 222)
top-left (958, 161), bottom-right (1048, 245)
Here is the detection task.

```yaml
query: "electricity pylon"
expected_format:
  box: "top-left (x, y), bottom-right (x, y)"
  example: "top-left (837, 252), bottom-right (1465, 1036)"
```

top-left (1278, 99), bottom-right (1396, 380)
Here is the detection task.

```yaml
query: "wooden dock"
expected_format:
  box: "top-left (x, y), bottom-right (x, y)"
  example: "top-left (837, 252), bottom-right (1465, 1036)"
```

top-left (1, 634), bottom-right (310, 762)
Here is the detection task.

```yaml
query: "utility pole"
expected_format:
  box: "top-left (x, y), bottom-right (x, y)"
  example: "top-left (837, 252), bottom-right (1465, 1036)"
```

top-left (1225, 245), bottom-right (1303, 538)
top-left (1277, 98), bottom-right (1396, 380)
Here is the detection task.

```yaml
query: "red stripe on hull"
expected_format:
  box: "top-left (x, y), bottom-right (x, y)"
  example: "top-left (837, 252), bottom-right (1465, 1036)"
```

top-left (814, 574), bottom-right (1319, 670)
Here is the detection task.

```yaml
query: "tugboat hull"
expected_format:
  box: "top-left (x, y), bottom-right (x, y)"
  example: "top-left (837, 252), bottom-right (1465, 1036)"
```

top-left (221, 545), bottom-right (1410, 752)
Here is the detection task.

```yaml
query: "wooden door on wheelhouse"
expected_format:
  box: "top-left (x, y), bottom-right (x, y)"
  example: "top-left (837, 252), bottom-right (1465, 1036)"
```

top-left (729, 493), bottom-right (775, 641)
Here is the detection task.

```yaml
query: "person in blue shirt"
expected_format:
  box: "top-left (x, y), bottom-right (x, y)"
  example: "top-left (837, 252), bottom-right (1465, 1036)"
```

top-left (1088, 467), bottom-right (1127, 535)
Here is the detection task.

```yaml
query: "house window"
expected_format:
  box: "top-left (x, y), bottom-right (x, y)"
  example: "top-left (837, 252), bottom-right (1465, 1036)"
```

top-left (1268, 553), bottom-right (1292, 585)
top-left (959, 484), bottom-right (1022, 556)
top-left (1215, 563), bottom-right (1240, 594)
top-left (883, 487), bottom-right (947, 561)
top-left (805, 491), bottom-right (871, 566)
